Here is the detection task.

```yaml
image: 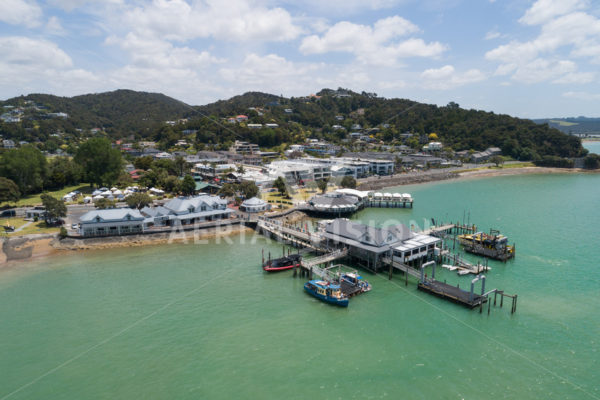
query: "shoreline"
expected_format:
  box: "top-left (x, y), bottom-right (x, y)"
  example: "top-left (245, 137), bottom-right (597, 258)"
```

top-left (0, 211), bottom-right (307, 267)
top-left (1, 169), bottom-right (596, 267)
top-left (356, 165), bottom-right (593, 191)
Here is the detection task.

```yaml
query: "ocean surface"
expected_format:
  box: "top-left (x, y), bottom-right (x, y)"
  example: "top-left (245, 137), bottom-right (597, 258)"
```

top-left (583, 140), bottom-right (600, 155)
top-left (1, 173), bottom-right (599, 399)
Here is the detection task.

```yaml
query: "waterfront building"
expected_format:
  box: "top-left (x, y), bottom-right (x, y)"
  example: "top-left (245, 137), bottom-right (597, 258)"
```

top-left (320, 219), bottom-right (441, 270)
top-left (240, 197), bottom-right (270, 213)
top-left (78, 208), bottom-right (145, 237)
top-left (142, 195), bottom-right (233, 226)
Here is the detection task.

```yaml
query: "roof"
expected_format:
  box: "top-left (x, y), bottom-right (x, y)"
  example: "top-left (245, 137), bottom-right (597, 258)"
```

top-left (80, 208), bottom-right (144, 223)
top-left (163, 195), bottom-right (227, 214)
top-left (322, 219), bottom-right (412, 252)
top-left (241, 197), bottom-right (267, 206)
top-left (310, 194), bottom-right (360, 208)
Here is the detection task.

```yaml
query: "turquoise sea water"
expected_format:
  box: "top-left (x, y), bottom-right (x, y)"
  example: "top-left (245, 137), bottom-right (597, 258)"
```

top-left (583, 140), bottom-right (600, 155)
top-left (1, 173), bottom-right (599, 399)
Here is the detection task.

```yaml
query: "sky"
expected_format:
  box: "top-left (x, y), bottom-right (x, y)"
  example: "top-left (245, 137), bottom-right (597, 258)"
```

top-left (1, 0), bottom-right (599, 118)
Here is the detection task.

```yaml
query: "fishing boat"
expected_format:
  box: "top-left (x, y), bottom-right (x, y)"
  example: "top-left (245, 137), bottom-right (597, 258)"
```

top-left (304, 280), bottom-right (349, 307)
top-left (262, 253), bottom-right (302, 272)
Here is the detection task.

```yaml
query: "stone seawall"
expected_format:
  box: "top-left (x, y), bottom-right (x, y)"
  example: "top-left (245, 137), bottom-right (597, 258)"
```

top-left (357, 171), bottom-right (457, 191)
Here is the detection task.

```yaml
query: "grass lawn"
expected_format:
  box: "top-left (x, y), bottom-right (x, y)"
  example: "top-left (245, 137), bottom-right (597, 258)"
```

top-left (458, 162), bottom-right (535, 173)
top-left (262, 184), bottom-right (341, 209)
top-left (0, 184), bottom-right (93, 208)
top-left (0, 217), bottom-right (59, 237)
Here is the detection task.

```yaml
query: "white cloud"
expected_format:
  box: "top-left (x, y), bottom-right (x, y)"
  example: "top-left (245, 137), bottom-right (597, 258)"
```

top-left (106, 33), bottom-right (223, 70)
top-left (519, 0), bottom-right (588, 25)
top-left (0, 36), bottom-right (72, 70)
top-left (46, 16), bottom-right (66, 36)
top-left (562, 91), bottom-right (600, 100)
top-left (0, 0), bottom-right (43, 28)
top-left (0, 36), bottom-right (104, 97)
top-left (300, 16), bottom-right (445, 66)
top-left (220, 53), bottom-right (321, 89)
top-left (122, 0), bottom-right (301, 42)
top-left (511, 59), bottom-right (576, 83)
top-left (421, 65), bottom-right (485, 89)
top-left (552, 71), bottom-right (595, 84)
top-left (486, 0), bottom-right (600, 84)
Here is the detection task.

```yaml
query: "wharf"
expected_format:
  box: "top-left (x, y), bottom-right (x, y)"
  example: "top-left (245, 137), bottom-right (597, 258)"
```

top-left (364, 199), bottom-right (413, 208)
top-left (417, 280), bottom-right (486, 308)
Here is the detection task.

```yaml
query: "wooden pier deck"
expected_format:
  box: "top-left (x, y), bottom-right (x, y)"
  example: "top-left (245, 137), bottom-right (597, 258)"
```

top-left (417, 280), bottom-right (486, 308)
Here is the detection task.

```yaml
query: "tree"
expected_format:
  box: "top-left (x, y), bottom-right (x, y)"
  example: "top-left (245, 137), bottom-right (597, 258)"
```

top-left (75, 137), bottom-right (123, 187)
top-left (273, 176), bottom-right (287, 196)
top-left (95, 198), bottom-right (116, 209)
top-left (180, 174), bottom-right (196, 196)
top-left (133, 156), bottom-right (154, 170)
top-left (0, 177), bottom-right (20, 203)
top-left (317, 178), bottom-right (329, 194)
top-left (46, 157), bottom-right (82, 189)
top-left (126, 192), bottom-right (153, 209)
top-left (139, 169), bottom-right (167, 189)
top-left (173, 155), bottom-right (188, 177)
top-left (237, 165), bottom-right (246, 175)
top-left (340, 175), bottom-right (357, 189)
top-left (583, 154), bottom-right (600, 169)
top-left (239, 181), bottom-right (259, 199)
top-left (218, 183), bottom-right (237, 198)
top-left (160, 175), bottom-right (180, 193)
top-left (490, 155), bottom-right (504, 167)
top-left (0, 145), bottom-right (47, 194)
top-left (40, 193), bottom-right (67, 225)
top-left (428, 133), bottom-right (438, 141)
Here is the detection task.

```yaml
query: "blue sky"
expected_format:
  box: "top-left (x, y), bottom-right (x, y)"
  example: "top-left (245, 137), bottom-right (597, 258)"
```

top-left (1, 0), bottom-right (599, 118)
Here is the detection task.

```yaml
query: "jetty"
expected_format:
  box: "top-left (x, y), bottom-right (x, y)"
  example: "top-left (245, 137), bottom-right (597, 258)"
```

top-left (256, 216), bottom-right (517, 313)
top-left (364, 192), bottom-right (413, 208)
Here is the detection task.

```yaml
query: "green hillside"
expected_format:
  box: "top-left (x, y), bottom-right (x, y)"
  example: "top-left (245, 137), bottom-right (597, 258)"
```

top-left (0, 88), bottom-right (587, 160)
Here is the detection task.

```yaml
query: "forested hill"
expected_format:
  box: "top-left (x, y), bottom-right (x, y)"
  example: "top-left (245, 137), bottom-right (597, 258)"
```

top-left (0, 89), bottom-right (191, 138)
top-left (0, 88), bottom-right (587, 159)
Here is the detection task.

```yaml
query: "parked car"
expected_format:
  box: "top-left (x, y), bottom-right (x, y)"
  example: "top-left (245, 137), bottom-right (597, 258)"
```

top-left (71, 223), bottom-right (78, 230)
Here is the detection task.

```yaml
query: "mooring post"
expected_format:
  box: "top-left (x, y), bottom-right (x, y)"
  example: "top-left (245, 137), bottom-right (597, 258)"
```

top-left (388, 262), bottom-right (393, 280)
top-left (500, 293), bottom-right (504, 308)
top-left (488, 296), bottom-right (491, 315)
top-left (309, 267), bottom-right (313, 280)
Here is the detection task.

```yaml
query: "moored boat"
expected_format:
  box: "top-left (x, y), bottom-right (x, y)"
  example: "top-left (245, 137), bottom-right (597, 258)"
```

top-left (262, 253), bottom-right (302, 272)
top-left (340, 272), bottom-right (371, 295)
top-left (304, 280), bottom-right (349, 307)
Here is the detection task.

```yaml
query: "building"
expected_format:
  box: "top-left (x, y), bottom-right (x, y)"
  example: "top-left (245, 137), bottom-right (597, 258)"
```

top-left (247, 123), bottom-right (263, 129)
top-left (268, 160), bottom-right (331, 184)
top-left (3, 139), bottom-right (15, 149)
top-left (78, 208), bottom-right (145, 237)
top-left (240, 197), bottom-right (270, 213)
top-left (423, 142), bottom-right (443, 152)
top-left (229, 140), bottom-right (259, 154)
top-left (142, 195), bottom-right (233, 226)
top-left (320, 219), bottom-right (442, 271)
top-left (471, 147), bottom-right (502, 163)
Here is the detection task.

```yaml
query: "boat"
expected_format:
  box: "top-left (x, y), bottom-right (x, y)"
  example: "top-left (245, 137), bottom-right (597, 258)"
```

top-left (340, 272), bottom-right (371, 295)
top-left (262, 253), bottom-right (302, 272)
top-left (457, 229), bottom-right (515, 260)
top-left (304, 280), bottom-right (349, 307)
